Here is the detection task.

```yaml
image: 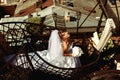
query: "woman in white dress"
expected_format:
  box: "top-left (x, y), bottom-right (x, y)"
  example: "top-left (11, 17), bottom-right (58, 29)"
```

top-left (15, 29), bottom-right (84, 68)
top-left (58, 29), bottom-right (83, 68)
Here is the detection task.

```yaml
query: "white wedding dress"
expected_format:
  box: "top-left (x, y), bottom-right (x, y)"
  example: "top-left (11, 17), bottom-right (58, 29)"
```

top-left (14, 30), bottom-right (83, 69)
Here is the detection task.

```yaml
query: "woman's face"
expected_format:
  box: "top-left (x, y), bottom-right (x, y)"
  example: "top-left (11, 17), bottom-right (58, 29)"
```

top-left (61, 31), bottom-right (70, 40)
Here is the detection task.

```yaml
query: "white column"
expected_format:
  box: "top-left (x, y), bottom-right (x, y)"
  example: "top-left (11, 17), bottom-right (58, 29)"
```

top-left (96, 18), bottom-right (116, 52)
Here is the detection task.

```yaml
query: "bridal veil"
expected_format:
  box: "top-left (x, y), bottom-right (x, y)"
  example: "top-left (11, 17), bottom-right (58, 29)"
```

top-left (47, 30), bottom-right (65, 67)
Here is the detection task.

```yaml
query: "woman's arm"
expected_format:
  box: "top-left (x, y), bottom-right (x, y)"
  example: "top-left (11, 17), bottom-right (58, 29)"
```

top-left (63, 53), bottom-right (74, 56)
top-left (62, 41), bottom-right (71, 53)
top-left (62, 41), bottom-right (75, 56)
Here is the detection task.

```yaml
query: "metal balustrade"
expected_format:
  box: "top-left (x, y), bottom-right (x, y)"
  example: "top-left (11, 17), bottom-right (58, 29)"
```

top-left (0, 22), bottom-right (100, 80)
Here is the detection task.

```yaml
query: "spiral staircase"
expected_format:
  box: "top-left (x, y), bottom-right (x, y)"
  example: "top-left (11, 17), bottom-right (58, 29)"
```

top-left (0, 22), bottom-right (103, 80)
top-left (0, 0), bottom-right (120, 80)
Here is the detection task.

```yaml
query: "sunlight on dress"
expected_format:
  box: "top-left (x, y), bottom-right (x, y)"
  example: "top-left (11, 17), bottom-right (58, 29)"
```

top-left (15, 30), bottom-right (83, 68)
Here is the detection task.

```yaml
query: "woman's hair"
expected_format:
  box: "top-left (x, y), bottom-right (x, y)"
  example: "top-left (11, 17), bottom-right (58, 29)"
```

top-left (57, 28), bottom-right (73, 44)
top-left (58, 28), bottom-right (67, 38)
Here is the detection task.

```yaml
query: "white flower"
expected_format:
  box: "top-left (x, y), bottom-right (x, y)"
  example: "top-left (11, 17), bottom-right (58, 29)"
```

top-left (72, 46), bottom-right (83, 57)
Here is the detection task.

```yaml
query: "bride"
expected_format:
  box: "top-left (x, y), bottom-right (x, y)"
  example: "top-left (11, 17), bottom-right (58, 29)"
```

top-left (15, 29), bottom-right (84, 68)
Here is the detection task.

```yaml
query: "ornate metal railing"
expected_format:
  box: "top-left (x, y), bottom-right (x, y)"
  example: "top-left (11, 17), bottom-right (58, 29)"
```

top-left (0, 22), bottom-right (100, 80)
